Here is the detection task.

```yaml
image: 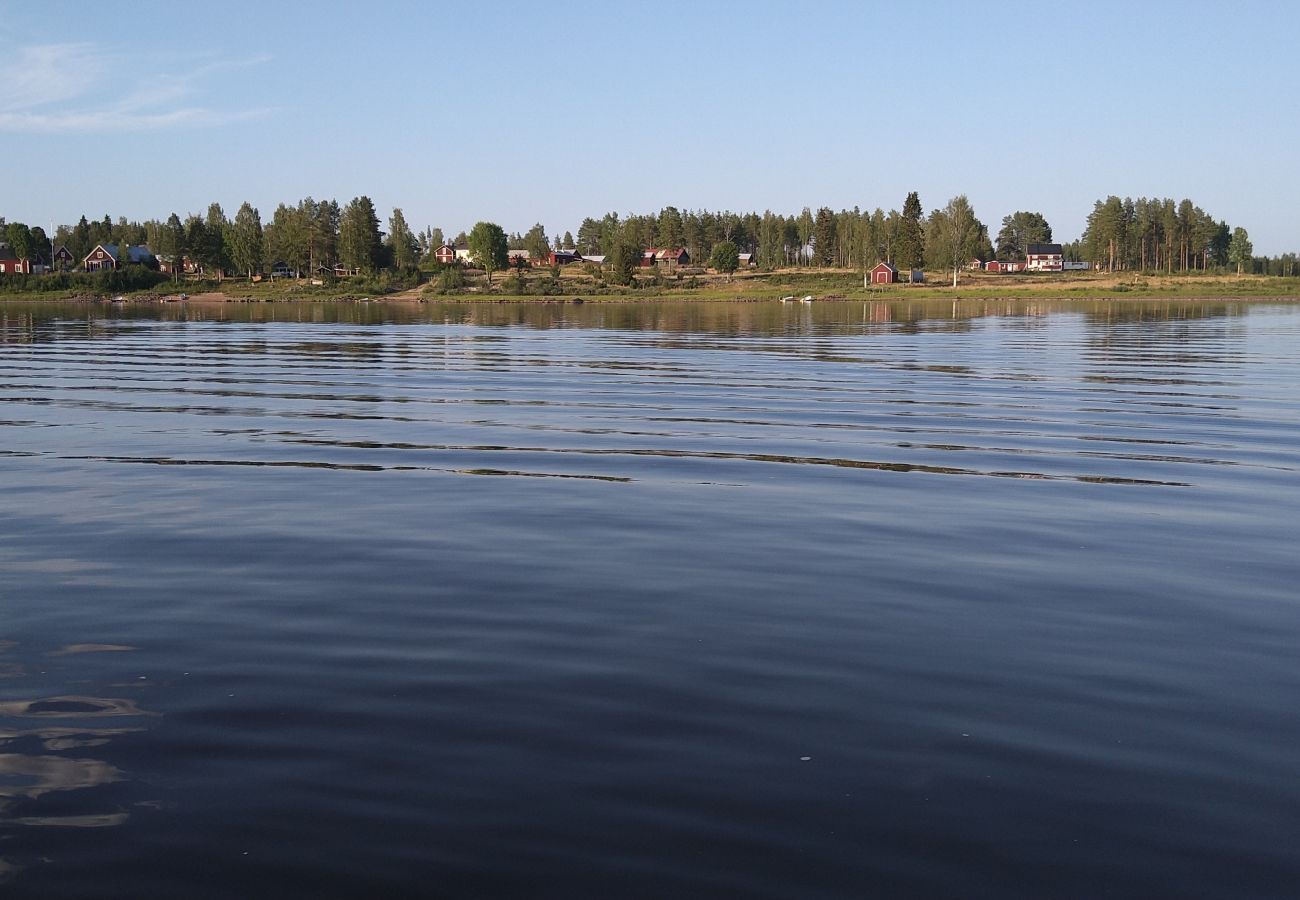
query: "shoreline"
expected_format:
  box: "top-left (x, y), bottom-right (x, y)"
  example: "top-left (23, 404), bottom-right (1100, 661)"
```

top-left (3, 271), bottom-right (1299, 306)
top-left (2, 291), bottom-right (1297, 305)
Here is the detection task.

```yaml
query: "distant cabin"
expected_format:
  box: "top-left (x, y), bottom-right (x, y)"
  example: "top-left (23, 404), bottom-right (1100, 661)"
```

top-left (738, 252), bottom-right (754, 267)
top-left (547, 250), bottom-right (583, 266)
top-left (434, 244), bottom-right (457, 265)
top-left (0, 243), bottom-right (32, 275)
top-left (1025, 243), bottom-right (1064, 272)
top-left (53, 245), bottom-right (75, 270)
top-left (270, 261), bottom-right (295, 278)
top-left (643, 248), bottom-right (689, 268)
top-left (968, 258), bottom-right (985, 271)
top-left (506, 250), bottom-right (531, 267)
top-left (870, 261), bottom-right (897, 284)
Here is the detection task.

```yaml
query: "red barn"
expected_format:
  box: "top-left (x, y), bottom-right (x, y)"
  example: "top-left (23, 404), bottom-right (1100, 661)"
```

top-left (985, 260), bottom-right (1004, 274)
top-left (434, 244), bottom-right (456, 265)
top-left (870, 262), bottom-right (897, 284)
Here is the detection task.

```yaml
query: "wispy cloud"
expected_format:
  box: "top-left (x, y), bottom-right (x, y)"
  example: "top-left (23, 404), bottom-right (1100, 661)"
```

top-left (0, 43), bottom-right (273, 133)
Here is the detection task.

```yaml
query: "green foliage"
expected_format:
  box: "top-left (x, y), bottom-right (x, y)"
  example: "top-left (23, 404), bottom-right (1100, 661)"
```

top-left (522, 223), bottom-right (550, 264)
top-left (228, 202), bottom-right (263, 278)
top-left (467, 221), bottom-right (508, 282)
top-left (160, 213), bottom-right (185, 278)
top-left (995, 211), bottom-right (1052, 261)
top-left (5, 222), bottom-right (34, 262)
top-left (812, 208), bottom-right (837, 266)
top-left (710, 240), bottom-right (740, 275)
top-left (895, 192), bottom-right (924, 269)
top-left (0, 266), bottom-right (167, 294)
top-left (387, 208), bottom-right (419, 269)
top-left (1228, 227), bottom-right (1253, 274)
top-left (606, 234), bottom-right (643, 286)
top-left (926, 195), bottom-right (984, 285)
top-left (502, 270), bottom-right (526, 294)
top-left (435, 266), bottom-right (466, 292)
top-left (339, 196), bottom-right (383, 274)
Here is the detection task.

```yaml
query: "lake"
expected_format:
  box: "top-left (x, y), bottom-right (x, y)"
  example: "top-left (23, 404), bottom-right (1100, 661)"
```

top-left (1, 298), bottom-right (1297, 898)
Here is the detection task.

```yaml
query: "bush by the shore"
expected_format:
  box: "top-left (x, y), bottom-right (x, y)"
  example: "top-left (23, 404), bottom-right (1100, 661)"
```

top-left (0, 268), bottom-right (168, 294)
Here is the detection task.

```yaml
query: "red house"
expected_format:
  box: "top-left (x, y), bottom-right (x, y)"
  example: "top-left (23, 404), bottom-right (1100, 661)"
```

top-left (0, 244), bottom-right (32, 275)
top-left (53, 245), bottom-right (75, 270)
top-left (870, 262), bottom-right (897, 284)
top-left (546, 250), bottom-right (583, 266)
top-left (434, 244), bottom-right (457, 265)
top-left (83, 243), bottom-right (154, 271)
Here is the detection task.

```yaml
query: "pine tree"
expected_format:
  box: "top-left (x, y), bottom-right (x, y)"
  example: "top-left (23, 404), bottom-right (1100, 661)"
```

top-left (812, 207), bottom-right (837, 266)
top-left (896, 192), bottom-right (924, 269)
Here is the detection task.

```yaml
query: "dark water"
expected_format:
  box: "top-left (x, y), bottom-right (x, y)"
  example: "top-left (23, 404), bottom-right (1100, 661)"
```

top-left (1, 299), bottom-right (1297, 898)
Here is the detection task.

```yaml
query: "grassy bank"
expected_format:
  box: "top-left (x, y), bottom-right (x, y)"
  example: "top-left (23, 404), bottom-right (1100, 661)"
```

top-left (2, 268), bottom-right (1297, 304)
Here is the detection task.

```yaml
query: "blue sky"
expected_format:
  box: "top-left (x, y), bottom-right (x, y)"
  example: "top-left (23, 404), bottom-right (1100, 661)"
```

top-left (2, 0), bottom-right (1296, 253)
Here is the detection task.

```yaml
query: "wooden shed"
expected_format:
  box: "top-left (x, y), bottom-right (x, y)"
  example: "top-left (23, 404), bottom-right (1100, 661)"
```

top-left (870, 262), bottom-right (897, 285)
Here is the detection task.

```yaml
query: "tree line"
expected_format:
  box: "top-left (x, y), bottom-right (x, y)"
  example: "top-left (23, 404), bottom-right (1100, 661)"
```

top-left (1071, 195), bottom-right (1295, 276)
top-left (3, 191), bottom-right (1295, 280)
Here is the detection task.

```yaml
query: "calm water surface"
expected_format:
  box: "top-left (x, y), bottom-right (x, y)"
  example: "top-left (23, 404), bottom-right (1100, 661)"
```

top-left (1, 299), bottom-right (1297, 898)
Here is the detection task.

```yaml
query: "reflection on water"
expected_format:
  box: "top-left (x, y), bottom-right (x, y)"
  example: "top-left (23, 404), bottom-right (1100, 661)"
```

top-left (1, 299), bottom-right (1298, 898)
top-left (0, 640), bottom-right (156, 881)
top-left (0, 296), bottom-right (1262, 341)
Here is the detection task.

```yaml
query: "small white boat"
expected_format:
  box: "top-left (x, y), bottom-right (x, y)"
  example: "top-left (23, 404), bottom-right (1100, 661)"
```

top-left (780, 295), bottom-right (796, 303)
top-left (800, 295), bottom-right (814, 303)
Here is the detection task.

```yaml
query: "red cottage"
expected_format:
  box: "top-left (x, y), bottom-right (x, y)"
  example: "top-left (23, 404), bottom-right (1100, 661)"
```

top-left (84, 243), bottom-right (119, 271)
top-left (434, 244), bottom-right (457, 265)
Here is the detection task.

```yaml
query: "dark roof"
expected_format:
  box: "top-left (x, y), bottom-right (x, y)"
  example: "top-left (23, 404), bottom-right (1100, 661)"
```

top-left (89, 243), bottom-right (152, 263)
top-left (1026, 243), bottom-right (1063, 255)
top-left (0, 242), bottom-right (20, 262)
